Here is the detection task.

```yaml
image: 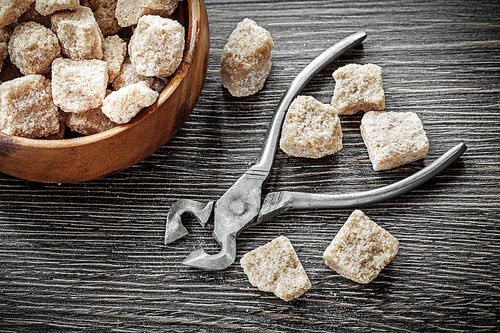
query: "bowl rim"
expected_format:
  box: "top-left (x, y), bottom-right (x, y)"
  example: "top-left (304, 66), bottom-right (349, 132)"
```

top-left (0, 0), bottom-right (199, 149)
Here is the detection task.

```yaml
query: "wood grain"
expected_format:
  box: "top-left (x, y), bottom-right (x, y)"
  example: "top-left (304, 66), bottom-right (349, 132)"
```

top-left (1, 0), bottom-right (499, 332)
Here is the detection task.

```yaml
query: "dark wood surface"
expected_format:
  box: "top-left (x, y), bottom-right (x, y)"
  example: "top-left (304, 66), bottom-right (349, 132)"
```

top-left (1, 0), bottom-right (499, 331)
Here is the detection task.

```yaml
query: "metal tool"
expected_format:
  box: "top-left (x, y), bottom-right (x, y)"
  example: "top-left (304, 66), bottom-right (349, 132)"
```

top-left (164, 31), bottom-right (467, 270)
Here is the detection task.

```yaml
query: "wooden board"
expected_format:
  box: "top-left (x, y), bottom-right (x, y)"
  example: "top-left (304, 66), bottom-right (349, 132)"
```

top-left (0, 0), bottom-right (499, 331)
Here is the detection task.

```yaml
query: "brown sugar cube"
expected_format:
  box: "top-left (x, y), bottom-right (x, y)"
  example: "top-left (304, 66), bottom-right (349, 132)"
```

top-left (44, 111), bottom-right (67, 140)
top-left (280, 95), bottom-right (342, 158)
top-left (35, 0), bottom-right (79, 16)
top-left (129, 15), bottom-right (185, 77)
top-left (8, 22), bottom-right (61, 75)
top-left (0, 0), bottom-right (34, 28)
top-left (240, 236), bottom-right (311, 302)
top-left (323, 210), bottom-right (399, 284)
top-left (18, 3), bottom-right (52, 27)
top-left (65, 91), bottom-right (116, 135)
top-left (51, 5), bottom-right (104, 60)
top-left (103, 35), bottom-right (126, 84)
top-left (331, 63), bottom-right (385, 115)
top-left (0, 75), bottom-right (59, 138)
top-left (360, 111), bottom-right (429, 171)
top-left (52, 58), bottom-right (108, 113)
top-left (112, 58), bottom-right (168, 93)
top-left (85, 0), bottom-right (121, 36)
top-left (220, 18), bottom-right (274, 97)
top-left (102, 82), bottom-right (158, 124)
top-left (115, 0), bottom-right (181, 28)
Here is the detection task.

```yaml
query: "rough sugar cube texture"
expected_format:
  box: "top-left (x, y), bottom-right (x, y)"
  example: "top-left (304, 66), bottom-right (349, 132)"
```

top-left (85, 0), bottom-right (121, 36)
top-left (129, 15), bottom-right (185, 77)
top-left (220, 18), bottom-right (274, 97)
top-left (115, 0), bottom-right (181, 28)
top-left (102, 82), bottom-right (159, 124)
top-left (35, 0), bottom-right (79, 16)
top-left (103, 35), bottom-right (126, 84)
top-left (0, 0), bottom-right (34, 28)
top-left (331, 63), bottom-right (385, 115)
top-left (112, 58), bottom-right (167, 93)
top-left (51, 6), bottom-right (104, 60)
top-left (360, 111), bottom-right (429, 171)
top-left (8, 22), bottom-right (61, 75)
top-left (323, 210), bottom-right (399, 284)
top-left (65, 91), bottom-right (116, 135)
top-left (18, 2), bottom-right (52, 27)
top-left (0, 75), bottom-right (59, 138)
top-left (280, 95), bottom-right (343, 158)
top-left (240, 236), bottom-right (311, 302)
top-left (52, 58), bottom-right (108, 113)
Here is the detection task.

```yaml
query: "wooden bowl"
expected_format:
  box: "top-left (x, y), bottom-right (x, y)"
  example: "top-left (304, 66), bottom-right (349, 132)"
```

top-left (0, 0), bottom-right (210, 183)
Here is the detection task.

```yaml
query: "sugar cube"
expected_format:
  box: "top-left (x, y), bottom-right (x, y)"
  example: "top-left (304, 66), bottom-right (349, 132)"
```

top-left (240, 236), bottom-right (311, 302)
top-left (103, 35), bottom-right (126, 84)
top-left (8, 22), bottom-right (61, 75)
top-left (0, 75), bottom-right (59, 138)
top-left (102, 82), bottom-right (158, 124)
top-left (129, 15), bottom-right (184, 77)
top-left (65, 91), bottom-right (116, 135)
top-left (51, 5), bottom-right (104, 60)
top-left (84, 0), bottom-right (120, 36)
top-left (115, 0), bottom-right (181, 28)
top-left (323, 210), bottom-right (399, 284)
top-left (331, 63), bottom-right (385, 115)
top-left (280, 95), bottom-right (342, 158)
top-left (35, 0), bottom-right (79, 16)
top-left (0, 0), bottom-right (34, 29)
top-left (360, 111), bottom-right (429, 171)
top-left (112, 58), bottom-right (167, 94)
top-left (52, 58), bottom-right (108, 113)
top-left (220, 18), bottom-right (273, 97)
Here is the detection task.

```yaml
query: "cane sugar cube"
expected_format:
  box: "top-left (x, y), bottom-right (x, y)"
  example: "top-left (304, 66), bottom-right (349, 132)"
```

top-left (102, 82), bottom-right (158, 124)
top-left (331, 64), bottom-right (385, 115)
top-left (35, 0), bottom-right (79, 16)
top-left (84, 0), bottom-right (121, 36)
top-left (0, 75), bottom-right (59, 138)
top-left (280, 95), bottom-right (342, 158)
top-left (112, 58), bottom-right (167, 93)
top-left (129, 15), bottom-right (184, 77)
top-left (0, 42), bottom-right (7, 72)
top-left (323, 210), bottom-right (399, 284)
top-left (240, 236), bottom-right (311, 302)
top-left (18, 3), bottom-right (52, 27)
top-left (103, 35), bottom-right (126, 84)
top-left (115, 0), bottom-right (181, 28)
top-left (0, 0), bottom-right (34, 28)
top-left (360, 111), bottom-right (429, 171)
top-left (51, 6), bottom-right (104, 60)
top-left (8, 22), bottom-right (61, 75)
top-left (65, 107), bottom-right (116, 135)
top-left (220, 18), bottom-right (274, 97)
top-left (52, 58), bottom-right (108, 113)
top-left (65, 91), bottom-right (116, 135)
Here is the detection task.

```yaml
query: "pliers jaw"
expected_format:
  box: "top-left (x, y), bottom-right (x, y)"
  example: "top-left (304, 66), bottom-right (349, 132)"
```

top-left (164, 199), bottom-right (214, 244)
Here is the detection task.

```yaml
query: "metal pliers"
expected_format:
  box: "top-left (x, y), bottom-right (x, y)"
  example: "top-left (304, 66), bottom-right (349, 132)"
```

top-left (164, 31), bottom-right (467, 270)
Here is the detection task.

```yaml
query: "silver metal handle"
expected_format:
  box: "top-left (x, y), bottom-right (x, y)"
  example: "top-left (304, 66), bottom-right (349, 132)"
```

top-left (258, 143), bottom-right (467, 223)
top-left (252, 31), bottom-right (367, 173)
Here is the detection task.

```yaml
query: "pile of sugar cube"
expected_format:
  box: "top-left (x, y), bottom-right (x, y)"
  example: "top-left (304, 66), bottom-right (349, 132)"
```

top-left (0, 0), bottom-right (184, 139)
